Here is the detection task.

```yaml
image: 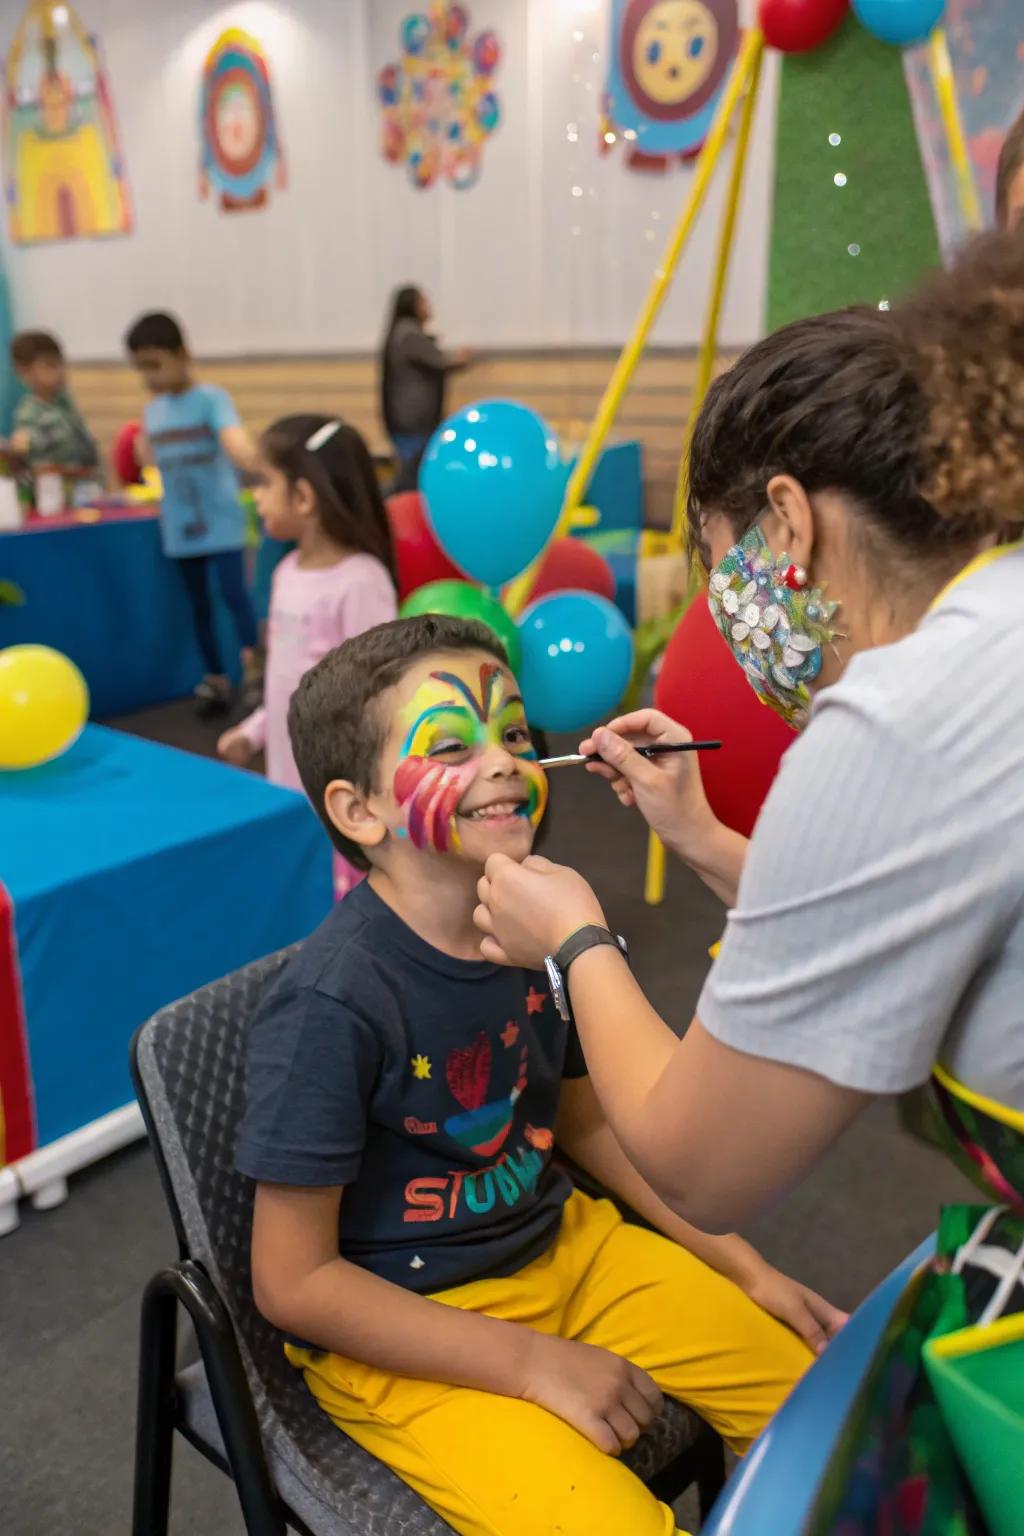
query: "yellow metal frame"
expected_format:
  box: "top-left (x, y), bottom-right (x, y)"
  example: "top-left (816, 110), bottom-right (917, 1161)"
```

top-left (504, 28), bottom-right (766, 619)
top-left (927, 28), bottom-right (982, 233)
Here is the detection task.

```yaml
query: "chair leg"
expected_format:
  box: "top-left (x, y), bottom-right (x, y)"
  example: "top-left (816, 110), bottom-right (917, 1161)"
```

top-left (696, 1430), bottom-right (727, 1525)
top-left (133, 1277), bottom-right (179, 1536)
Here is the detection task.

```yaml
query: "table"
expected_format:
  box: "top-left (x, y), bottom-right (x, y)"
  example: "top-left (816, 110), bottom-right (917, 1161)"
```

top-left (0, 725), bottom-right (333, 1232)
top-left (704, 1235), bottom-right (936, 1534)
top-left (1, 504), bottom-right (243, 716)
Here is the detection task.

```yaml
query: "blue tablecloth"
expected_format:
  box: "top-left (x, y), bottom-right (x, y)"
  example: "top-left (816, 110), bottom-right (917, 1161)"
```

top-left (1, 512), bottom-right (242, 717)
top-left (704, 1235), bottom-right (937, 1535)
top-left (1, 725), bottom-right (332, 1151)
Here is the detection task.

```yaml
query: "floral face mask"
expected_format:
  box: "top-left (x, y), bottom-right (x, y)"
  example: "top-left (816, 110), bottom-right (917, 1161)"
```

top-left (707, 524), bottom-right (838, 730)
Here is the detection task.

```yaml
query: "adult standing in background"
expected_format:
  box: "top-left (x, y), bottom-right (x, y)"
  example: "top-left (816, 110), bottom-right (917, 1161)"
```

top-left (380, 286), bottom-right (472, 492)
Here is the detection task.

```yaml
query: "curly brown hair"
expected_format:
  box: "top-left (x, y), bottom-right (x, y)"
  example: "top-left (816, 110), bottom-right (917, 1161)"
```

top-left (687, 228), bottom-right (1024, 564)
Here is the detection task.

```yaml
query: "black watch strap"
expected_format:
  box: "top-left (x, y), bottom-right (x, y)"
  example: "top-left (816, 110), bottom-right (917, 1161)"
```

top-left (554, 924), bottom-right (627, 976)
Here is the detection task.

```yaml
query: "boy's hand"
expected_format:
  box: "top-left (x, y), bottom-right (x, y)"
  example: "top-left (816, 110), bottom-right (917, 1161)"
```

top-left (218, 726), bottom-right (254, 768)
top-left (518, 1330), bottom-right (662, 1455)
top-left (741, 1265), bottom-right (847, 1356)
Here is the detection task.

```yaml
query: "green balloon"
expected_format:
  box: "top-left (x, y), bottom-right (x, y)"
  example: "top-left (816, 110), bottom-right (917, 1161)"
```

top-left (400, 580), bottom-right (522, 673)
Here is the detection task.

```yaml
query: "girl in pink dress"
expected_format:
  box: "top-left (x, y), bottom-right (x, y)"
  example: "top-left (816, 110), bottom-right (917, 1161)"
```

top-left (218, 414), bottom-right (398, 897)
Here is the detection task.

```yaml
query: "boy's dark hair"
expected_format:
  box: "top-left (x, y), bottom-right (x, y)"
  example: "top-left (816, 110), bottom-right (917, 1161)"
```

top-left (11, 330), bottom-right (62, 368)
top-left (996, 106), bottom-right (1024, 228)
top-left (289, 615), bottom-right (507, 868)
top-left (687, 228), bottom-right (1024, 569)
top-left (262, 414), bottom-right (397, 585)
top-left (124, 311), bottom-right (186, 354)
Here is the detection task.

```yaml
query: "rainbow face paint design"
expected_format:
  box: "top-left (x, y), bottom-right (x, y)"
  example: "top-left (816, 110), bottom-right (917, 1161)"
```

top-left (393, 662), bottom-right (548, 854)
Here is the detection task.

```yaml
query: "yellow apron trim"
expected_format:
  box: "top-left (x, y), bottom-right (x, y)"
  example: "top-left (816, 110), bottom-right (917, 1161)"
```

top-left (927, 1309), bottom-right (1024, 1361)
top-left (932, 1062), bottom-right (1024, 1135)
top-left (928, 540), bottom-right (1023, 614)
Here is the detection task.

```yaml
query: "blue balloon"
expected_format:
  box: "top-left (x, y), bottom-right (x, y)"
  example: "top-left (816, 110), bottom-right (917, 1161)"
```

top-left (518, 591), bottom-right (634, 733)
top-left (421, 401), bottom-right (567, 587)
top-left (852, 0), bottom-right (945, 47)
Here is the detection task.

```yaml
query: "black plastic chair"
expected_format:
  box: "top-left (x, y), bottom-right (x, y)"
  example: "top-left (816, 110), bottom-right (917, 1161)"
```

top-left (130, 949), bottom-right (726, 1535)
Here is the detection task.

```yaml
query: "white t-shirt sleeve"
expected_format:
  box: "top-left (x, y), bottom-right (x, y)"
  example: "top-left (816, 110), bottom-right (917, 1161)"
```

top-left (698, 690), bottom-right (1006, 1094)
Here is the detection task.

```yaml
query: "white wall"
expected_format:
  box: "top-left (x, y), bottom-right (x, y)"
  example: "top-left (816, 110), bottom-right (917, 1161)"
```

top-left (0, 0), bottom-right (777, 359)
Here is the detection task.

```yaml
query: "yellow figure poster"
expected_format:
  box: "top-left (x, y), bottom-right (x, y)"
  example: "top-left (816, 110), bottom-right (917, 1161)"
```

top-left (3, 0), bottom-right (132, 244)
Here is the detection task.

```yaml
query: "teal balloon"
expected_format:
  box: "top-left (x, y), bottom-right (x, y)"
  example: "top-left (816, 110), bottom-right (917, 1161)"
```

top-left (852, 0), bottom-right (945, 46)
top-left (421, 400), bottom-right (567, 587)
top-left (518, 591), bottom-right (634, 732)
top-left (400, 579), bottom-right (522, 672)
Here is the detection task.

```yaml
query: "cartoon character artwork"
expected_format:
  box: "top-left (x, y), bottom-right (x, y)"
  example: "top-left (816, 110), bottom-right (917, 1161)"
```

top-left (377, 3), bottom-right (501, 190)
top-left (2, 0), bottom-right (132, 244)
top-left (602, 0), bottom-right (740, 172)
top-left (198, 28), bottom-right (285, 213)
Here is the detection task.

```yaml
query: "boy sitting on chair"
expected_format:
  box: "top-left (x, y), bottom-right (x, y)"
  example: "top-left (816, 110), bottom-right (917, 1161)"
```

top-left (237, 615), bottom-right (841, 1536)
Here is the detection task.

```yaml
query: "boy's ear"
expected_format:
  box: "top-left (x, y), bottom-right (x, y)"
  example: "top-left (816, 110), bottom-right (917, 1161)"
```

top-left (324, 779), bottom-right (388, 855)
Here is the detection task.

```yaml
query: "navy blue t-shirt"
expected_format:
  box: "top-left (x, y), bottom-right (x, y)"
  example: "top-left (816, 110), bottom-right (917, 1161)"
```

top-left (235, 881), bottom-right (587, 1294)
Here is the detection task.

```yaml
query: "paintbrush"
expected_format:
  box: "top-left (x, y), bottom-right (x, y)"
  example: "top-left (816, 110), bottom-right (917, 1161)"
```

top-left (539, 741), bottom-right (722, 769)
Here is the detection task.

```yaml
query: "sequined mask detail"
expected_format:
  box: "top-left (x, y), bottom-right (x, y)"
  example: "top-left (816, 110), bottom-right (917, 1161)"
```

top-left (707, 525), bottom-right (838, 730)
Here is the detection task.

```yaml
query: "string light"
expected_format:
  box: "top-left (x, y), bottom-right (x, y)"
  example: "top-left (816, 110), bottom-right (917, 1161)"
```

top-left (828, 132), bottom-right (841, 146)
top-left (878, 299), bottom-right (891, 311)
top-left (848, 242), bottom-right (861, 256)
top-left (834, 172), bottom-right (848, 187)
top-left (571, 185), bottom-right (583, 198)
top-left (604, 130), bottom-right (617, 145)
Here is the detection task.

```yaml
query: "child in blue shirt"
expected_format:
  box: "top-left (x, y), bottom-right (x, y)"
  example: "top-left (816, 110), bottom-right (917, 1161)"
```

top-left (125, 311), bottom-right (259, 714)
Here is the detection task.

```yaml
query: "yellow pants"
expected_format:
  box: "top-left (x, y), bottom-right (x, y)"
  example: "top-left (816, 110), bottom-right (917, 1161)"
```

top-left (287, 1191), bottom-right (811, 1536)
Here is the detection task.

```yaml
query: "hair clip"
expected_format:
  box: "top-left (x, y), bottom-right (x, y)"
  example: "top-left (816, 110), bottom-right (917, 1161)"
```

top-left (305, 420), bottom-right (342, 453)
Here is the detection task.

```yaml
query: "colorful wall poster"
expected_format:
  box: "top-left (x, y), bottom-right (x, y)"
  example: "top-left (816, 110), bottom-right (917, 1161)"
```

top-left (377, 3), bottom-right (501, 190)
top-left (2, 0), bottom-right (132, 245)
top-left (602, 0), bottom-right (739, 171)
top-left (199, 28), bottom-right (286, 213)
top-left (903, 0), bottom-right (1023, 251)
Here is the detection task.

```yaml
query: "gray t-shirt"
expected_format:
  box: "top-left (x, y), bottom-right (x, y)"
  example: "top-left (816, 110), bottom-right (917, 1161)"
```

top-left (699, 543), bottom-right (1024, 1108)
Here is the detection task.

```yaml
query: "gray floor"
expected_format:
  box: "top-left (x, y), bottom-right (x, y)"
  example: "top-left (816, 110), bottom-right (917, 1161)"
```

top-left (0, 701), bottom-right (973, 1536)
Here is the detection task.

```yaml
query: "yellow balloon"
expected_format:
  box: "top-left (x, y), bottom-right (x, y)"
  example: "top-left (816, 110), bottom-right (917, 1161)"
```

top-left (0, 645), bottom-right (89, 770)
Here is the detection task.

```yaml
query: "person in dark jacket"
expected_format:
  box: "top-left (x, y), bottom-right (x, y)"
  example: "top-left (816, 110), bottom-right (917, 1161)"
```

top-left (380, 287), bottom-right (471, 492)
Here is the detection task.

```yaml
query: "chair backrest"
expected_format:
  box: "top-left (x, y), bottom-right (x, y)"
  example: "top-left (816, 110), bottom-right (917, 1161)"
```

top-left (132, 950), bottom-right (298, 1422)
top-left (133, 950), bottom-right (459, 1535)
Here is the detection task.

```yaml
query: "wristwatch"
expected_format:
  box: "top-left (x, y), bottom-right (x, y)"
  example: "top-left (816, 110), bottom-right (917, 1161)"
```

top-left (544, 924), bottom-right (629, 1023)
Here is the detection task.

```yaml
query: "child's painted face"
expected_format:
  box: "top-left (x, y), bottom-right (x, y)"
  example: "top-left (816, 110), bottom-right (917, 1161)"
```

top-left (381, 652), bottom-right (547, 865)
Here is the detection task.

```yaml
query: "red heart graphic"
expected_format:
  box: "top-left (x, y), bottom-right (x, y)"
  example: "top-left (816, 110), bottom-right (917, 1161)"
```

top-left (446, 1032), bottom-right (491, 1110)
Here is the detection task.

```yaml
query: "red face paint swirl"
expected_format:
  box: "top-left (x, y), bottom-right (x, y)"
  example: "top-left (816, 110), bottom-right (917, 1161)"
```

top-left (393, 756), bottom-right (475, 853)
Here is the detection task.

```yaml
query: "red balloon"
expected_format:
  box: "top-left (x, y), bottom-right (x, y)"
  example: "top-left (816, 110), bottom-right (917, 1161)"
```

top-left (532, 537), bottom-right (617, 602)
top-left (386, 491), bottom-right (463, 600)
top-left (654, 595), bottom-right (796, 838)
top-left (112, 420), bottom-right (143, 486)
top-left (758, 0), bottom-right (849, 53)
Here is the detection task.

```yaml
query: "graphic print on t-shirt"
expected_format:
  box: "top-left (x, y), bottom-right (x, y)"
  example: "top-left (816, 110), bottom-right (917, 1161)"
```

top-left (402, 984), bottom-right (555, 1227)
top-left (444, 1034), bottom-right (529, 1157)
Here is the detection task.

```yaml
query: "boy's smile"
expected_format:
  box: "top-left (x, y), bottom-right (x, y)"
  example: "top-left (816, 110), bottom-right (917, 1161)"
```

top-left (384, 654), bottom-right (547, 862)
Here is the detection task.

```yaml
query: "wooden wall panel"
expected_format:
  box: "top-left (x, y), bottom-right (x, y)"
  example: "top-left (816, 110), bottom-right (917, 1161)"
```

top-left (69, 348), bottom-right (737, 529)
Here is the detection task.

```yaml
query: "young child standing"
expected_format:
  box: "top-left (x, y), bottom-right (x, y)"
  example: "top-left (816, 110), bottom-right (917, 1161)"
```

top-left (237, 615), bottom-right (844, 1536)
top-left (125, 311), bottom-right (260, 715)
top-left (218, 414), bottom-right (397, 898)
top-left (9, 330), bottom-right (101, 502)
